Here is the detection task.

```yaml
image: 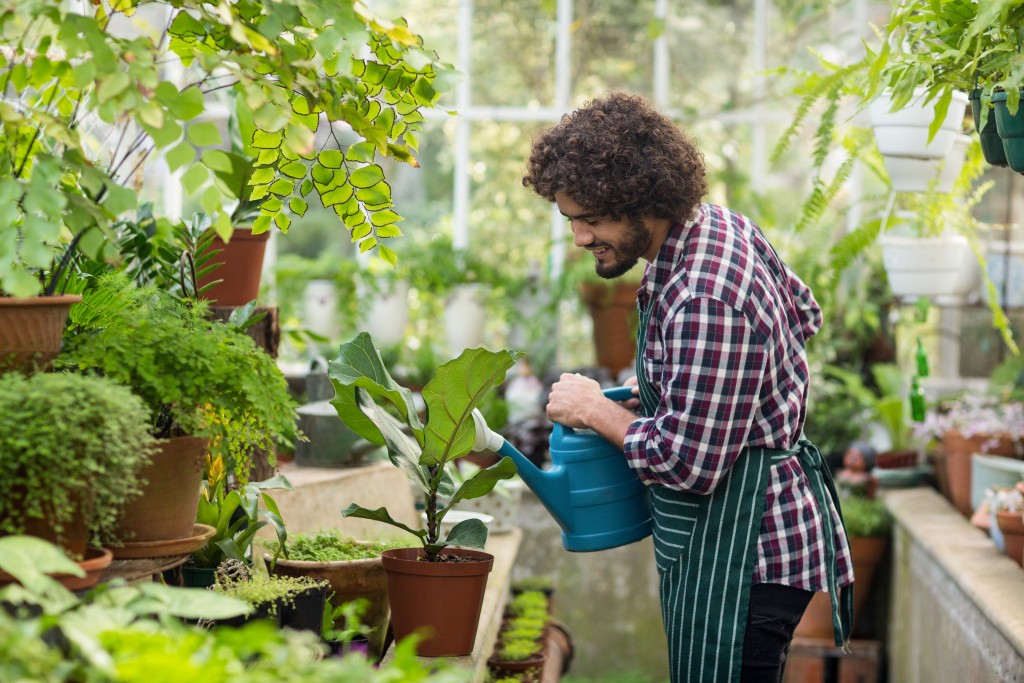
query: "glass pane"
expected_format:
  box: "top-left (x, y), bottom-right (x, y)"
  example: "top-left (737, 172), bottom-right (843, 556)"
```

top-left (572, 0), bottom-right (657, 101)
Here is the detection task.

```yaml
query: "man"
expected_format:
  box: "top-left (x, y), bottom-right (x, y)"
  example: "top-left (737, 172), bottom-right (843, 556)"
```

top-left (523, 91), bottom-right (854, 683)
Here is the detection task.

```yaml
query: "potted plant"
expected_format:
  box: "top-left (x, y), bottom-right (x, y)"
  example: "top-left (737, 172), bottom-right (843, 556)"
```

top-left (179, 458), bottom-right (292, 588)
top-left (915, 394), bottom-right (1024, 517)
top-left (58, 273), bottom-right (298, 550)
top-left (264, 528), bottom-right (415, 658)
top-left (208, 560), bottom-right (329, 631)
top-left (991, 483), bottom-right (1024, 567)
top-left (328, 332), bottom-right (521, 656)
top-left (487, 589), bottom-right (553, 683)
top-left (0, 373), bottom-right (157, 578)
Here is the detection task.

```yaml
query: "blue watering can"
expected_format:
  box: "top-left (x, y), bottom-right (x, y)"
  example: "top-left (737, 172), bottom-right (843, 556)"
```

top-left (472, 387), bottom-right (652, 552)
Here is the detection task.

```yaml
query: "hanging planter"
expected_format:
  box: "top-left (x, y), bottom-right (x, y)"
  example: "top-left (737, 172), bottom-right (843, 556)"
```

top-left (970, 89), bottom-right (1009, 167)
top-left (870, 89), bottom-right (969, 160)
top-left (878, 233), bottom-right (974, 301)
top-left (359, 278), bottom-right (410, 348)
top-left (991, 90), bottom-right (1024, 173)
top-left (444, 283), bottom-right (489, 356)
top-left (882, 134), bottom-right (970, 193)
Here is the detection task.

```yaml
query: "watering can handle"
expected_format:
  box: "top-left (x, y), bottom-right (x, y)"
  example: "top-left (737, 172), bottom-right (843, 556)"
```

top-left (552, 386), bottom-right (637, 440)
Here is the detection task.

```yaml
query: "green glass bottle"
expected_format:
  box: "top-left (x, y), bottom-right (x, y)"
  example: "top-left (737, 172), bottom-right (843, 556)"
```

top-left (915, 338), bottom-right (930, 378)
top-left (910, 376), bottom-right (926, 422)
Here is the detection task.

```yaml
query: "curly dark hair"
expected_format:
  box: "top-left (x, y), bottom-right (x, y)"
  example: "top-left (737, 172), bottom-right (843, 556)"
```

top-left (523, 91), bottom-right (707, 223)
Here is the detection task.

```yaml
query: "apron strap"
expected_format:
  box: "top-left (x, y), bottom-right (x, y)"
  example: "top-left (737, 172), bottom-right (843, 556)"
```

top-left (788, 438), bottom-right (855, 649)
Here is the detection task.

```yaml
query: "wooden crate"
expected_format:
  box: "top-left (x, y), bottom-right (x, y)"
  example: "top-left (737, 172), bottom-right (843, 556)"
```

top-left (783, 637), bottom-right (882, 683)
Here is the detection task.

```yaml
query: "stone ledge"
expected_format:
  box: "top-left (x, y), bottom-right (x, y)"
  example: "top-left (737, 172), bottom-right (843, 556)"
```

top-left (883, 487), bottom-right (1024, 682)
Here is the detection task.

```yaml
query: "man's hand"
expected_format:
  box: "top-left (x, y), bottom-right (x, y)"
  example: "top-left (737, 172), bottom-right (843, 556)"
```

top-left (546, 372), bottom-right (604, 429)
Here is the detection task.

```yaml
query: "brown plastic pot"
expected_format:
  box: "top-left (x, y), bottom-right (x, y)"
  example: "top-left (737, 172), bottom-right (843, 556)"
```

top-left (114, 436), bottom-right (208, 544)
top-left (996, 511), bottom-right (1024, 567)
top-left (579, 281), bottom-right (639, 378)
top-left (381, 547), bottom-right (493, 657)
top-left (197, 228), bottom-right (270, 306)
top-left (0, 295), bottom-right (81, 374)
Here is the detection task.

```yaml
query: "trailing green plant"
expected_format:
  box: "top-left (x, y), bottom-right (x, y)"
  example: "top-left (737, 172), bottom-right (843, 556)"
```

top-left (0, 372), bottom-right (158, 553)
top-left (192, 462), bottom-right (291, 570)
top-left (329, 332), bottom-right (521, 562)
top-left (0, 0), bottom-right (456, 298)
top-left (58, 272), bottom-right (298, 480)
top-left (839, 495), bottom-right (892, 538)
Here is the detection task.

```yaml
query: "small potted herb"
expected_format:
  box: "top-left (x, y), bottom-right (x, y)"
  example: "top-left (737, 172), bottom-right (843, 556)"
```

top-left (328, 332), bottom-right (521, 656)
top-left (211, 560), bottom-right (328, 632)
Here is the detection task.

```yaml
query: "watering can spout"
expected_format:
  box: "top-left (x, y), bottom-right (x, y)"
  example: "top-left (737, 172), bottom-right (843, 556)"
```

top-left (472, 410), bottom-right (573, 530)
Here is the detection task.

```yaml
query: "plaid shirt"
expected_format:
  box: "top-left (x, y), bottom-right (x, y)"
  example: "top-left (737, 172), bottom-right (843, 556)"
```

top-left (624, 204), bottom-right (854, 592)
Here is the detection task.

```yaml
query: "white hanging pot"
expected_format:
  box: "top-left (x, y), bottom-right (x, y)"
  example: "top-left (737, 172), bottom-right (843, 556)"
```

top-left (302, 279), bottom-right (339, 339)
top-left (883, 134), bottom-right (971, 193)
top-left (360, 279), bottom-right (410, 346)
top-left (870, 89), bottom-right (969, 160)
top-left (879, 233), bottom-right (973, 300)
top-left (444, 283), bottom-right (488, 355)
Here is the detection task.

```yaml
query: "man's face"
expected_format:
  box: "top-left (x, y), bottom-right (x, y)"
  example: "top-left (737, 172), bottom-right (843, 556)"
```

top-left (555, 192), bottom-right (652, 279)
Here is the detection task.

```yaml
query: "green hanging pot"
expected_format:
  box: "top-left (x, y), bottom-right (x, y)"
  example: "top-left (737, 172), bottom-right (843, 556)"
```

top-left (992, 90), bottom-right (1024, 173)
top-left (971, 89), bottom-right (1008, 167)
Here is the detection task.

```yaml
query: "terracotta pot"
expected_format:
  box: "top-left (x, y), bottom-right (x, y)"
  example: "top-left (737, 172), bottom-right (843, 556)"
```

top-left (795, 535), bottom-right (888, 639)
top-left (579, 281), bottom-right (638, 378)
top-left (268, 550), bottom-right (391, 658)
top-left (0, 546), bottom-right (113, 592)
top-left (488, 647), bottom-right (547, 682)
top-left (996, 511), bottom-right (1024, 567)
top-left (381, 546), bottom-right (493, 656)
top-left (3, 484), bottom-right (94, 560)
top-left (942, 431), bottom-right (1020, 518)
top-left (0, 294), bottom-right (81, 374)
top-left (874, 449), bottom-right (918, 470)
top-left (114, 436), bottom-right (207, 544)
top-left (197, 228), bottom-right (270, 306)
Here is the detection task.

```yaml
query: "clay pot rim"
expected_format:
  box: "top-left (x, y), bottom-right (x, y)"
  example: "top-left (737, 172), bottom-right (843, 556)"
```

top-left (0, 294), bottom-right (83, 306)
top-left (264, 553), bottom-right (384, 570)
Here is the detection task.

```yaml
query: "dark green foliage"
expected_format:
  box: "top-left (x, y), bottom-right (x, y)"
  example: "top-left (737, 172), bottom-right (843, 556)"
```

top-left (0, 372), bottom-right (157, 549)
top-left (59, 272), bottom-right (297, 480)
top-left (840, 495), bottom-right (892, 538)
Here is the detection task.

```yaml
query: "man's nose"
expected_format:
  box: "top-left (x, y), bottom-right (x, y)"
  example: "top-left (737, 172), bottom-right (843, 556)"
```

top-left (571, 221), bottom-right (594, 247)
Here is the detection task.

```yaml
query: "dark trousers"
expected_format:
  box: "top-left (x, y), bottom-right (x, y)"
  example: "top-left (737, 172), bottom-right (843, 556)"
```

top-left (739, 583), bottom-right (815, 683)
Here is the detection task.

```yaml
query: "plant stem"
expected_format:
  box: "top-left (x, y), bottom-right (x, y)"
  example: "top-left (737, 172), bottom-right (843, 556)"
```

top-left (15, 86), bottom-right (58, 179)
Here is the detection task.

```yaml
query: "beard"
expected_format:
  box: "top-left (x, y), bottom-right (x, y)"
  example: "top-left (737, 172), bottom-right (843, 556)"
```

top-left (594, 216), bottom-right (652, 279)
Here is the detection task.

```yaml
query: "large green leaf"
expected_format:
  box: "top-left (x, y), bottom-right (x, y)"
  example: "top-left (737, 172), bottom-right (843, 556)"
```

top-left (342, 503), bottom-right (425, 540)
top-left (420, 348), bottom-right (522, 466)
top-left (354, 388), bottom-right (431, 493)
top-left (443, 518), bottom-right (488, 549)
top-left (328, 332), bottom-right (424, 445)
top-left (446, 456), bottom-right (517, 508)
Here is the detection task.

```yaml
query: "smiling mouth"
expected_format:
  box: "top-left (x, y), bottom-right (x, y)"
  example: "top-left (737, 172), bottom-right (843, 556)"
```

top-left (591, 246), bottom-right (611, 258)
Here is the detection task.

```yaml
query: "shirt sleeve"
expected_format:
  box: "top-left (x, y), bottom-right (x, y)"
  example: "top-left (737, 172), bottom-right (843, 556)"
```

top-left (786, 266), bottom-right (821, 340)
top-left (624, 296), bottom-right (768, 494)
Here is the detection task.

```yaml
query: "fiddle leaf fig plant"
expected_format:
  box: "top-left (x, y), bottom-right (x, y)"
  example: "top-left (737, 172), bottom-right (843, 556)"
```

top-left (329, 333), bottom-right (521, 561)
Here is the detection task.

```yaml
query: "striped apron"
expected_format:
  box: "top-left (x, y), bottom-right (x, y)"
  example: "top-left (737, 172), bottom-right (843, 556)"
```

top-left (635, 300), bottom-right (853, 683)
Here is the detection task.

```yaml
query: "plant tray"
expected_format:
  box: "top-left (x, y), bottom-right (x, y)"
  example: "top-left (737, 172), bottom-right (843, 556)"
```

top-left (110, 523), bottom-right (215, 559)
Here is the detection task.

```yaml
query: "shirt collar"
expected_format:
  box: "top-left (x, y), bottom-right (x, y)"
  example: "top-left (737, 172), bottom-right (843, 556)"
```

top-left (640, 203), bottom-right (706, 300)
